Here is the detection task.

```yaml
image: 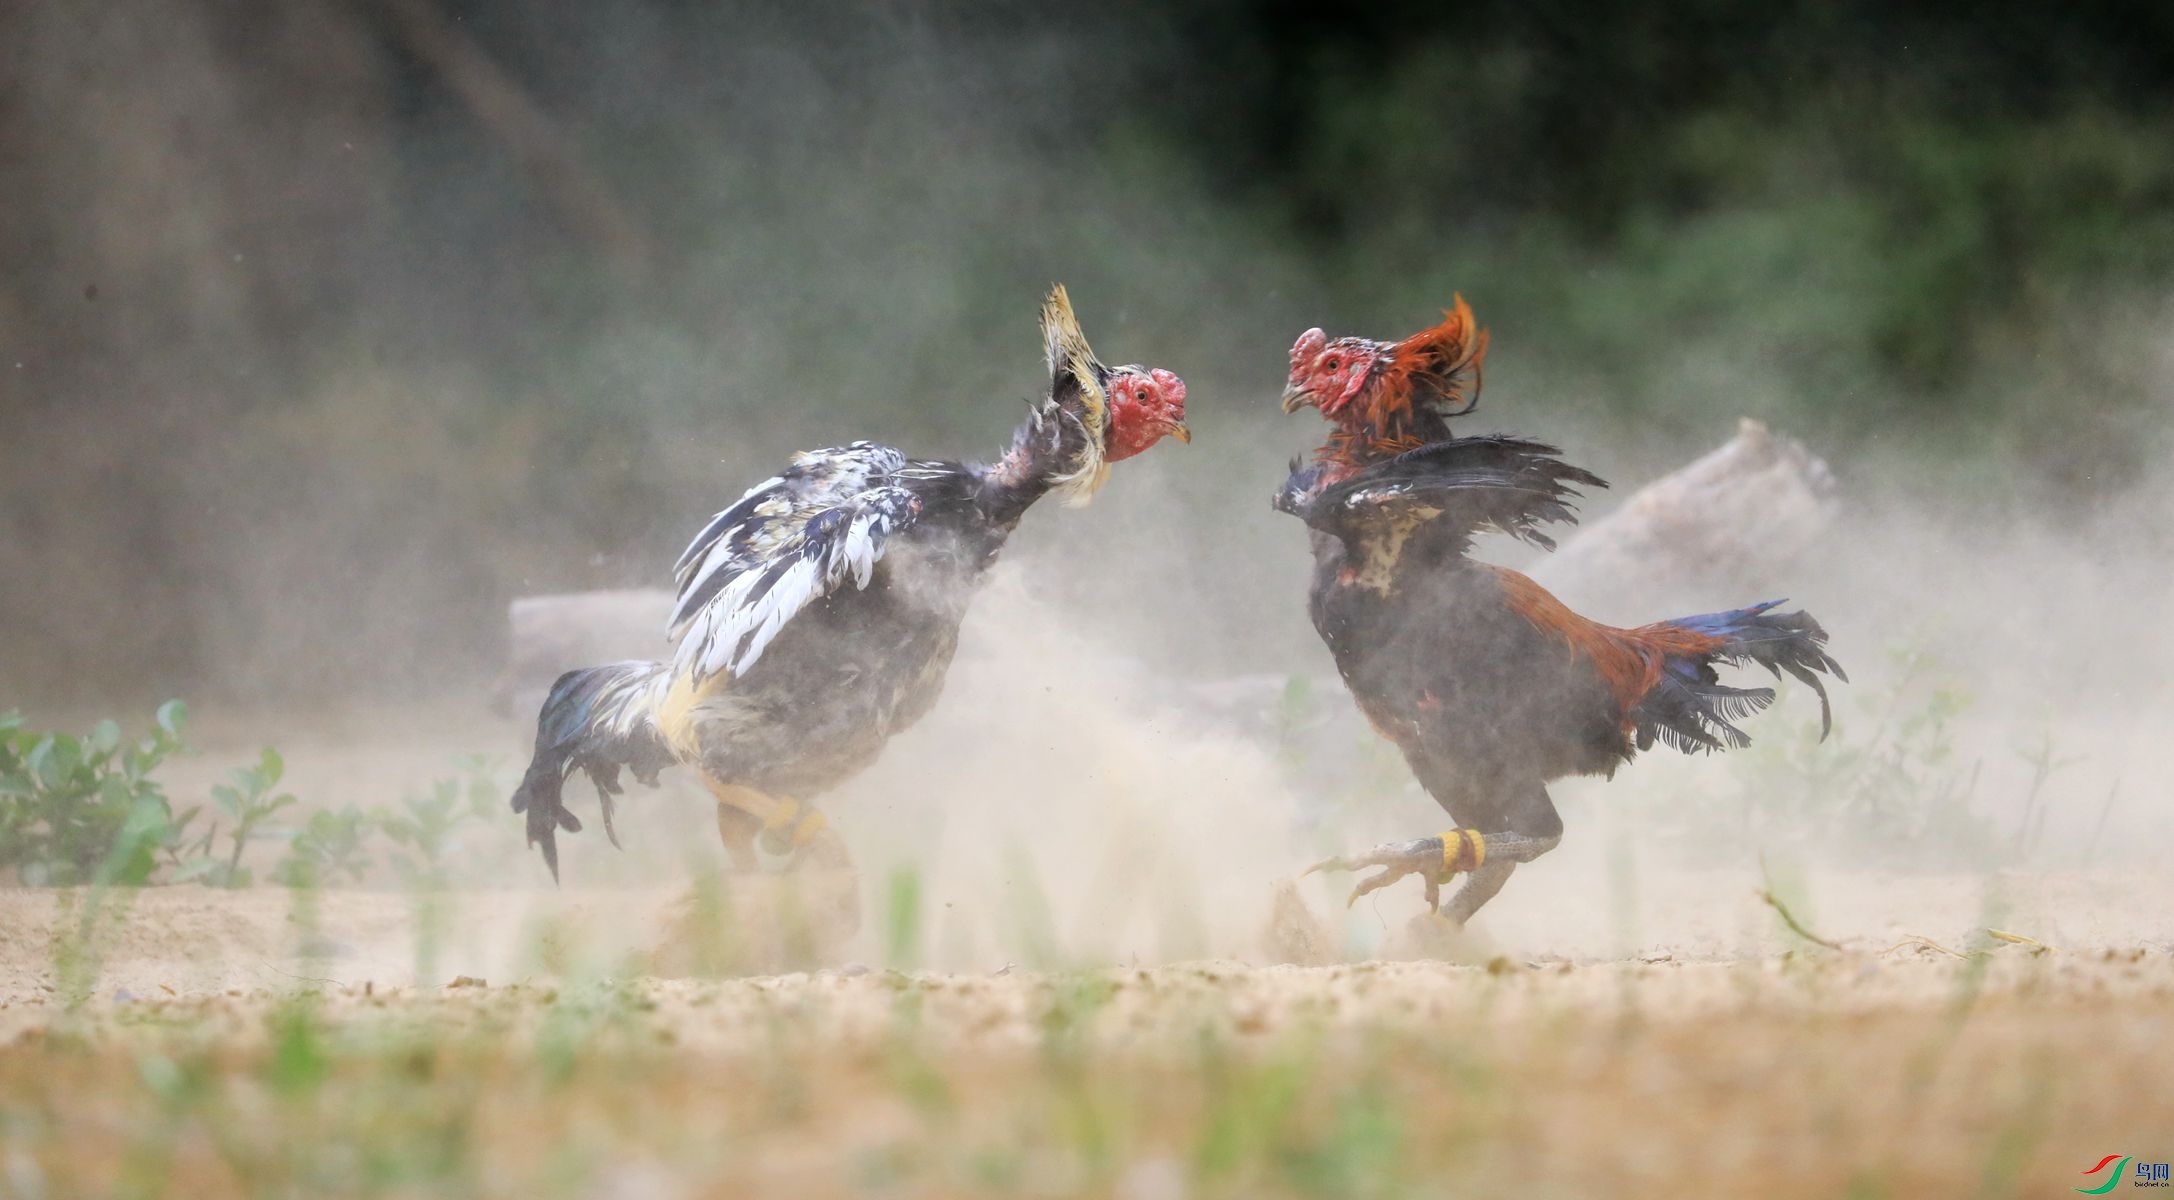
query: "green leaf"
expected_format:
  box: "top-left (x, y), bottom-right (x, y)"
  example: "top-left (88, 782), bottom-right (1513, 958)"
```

top-left (89, 720), bottom-right (121, 756)
top-left (99, 776), bottom-right (134, 810)
top-left (98, 798), bottom-right (170, 886)
top-left (257, 747), bottom-right (284, 785)
top-left (155, 700), bottom-right (186, 739)
top-left (45, 736), bottom-right (82, 786)
top-left (26, 736), bottom-right (55, 788)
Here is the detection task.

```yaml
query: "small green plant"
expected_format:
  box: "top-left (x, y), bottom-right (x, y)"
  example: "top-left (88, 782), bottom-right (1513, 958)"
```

top-left (172, 748), bottom-right (297, 888)
top-left (273, 804), bottom-right (379, 887)
top-left (0, 702), bottom-right (189, 885)
top-left (379, 758), bottom-right (502, 888)
top-left (379, 757), bottom-right (503, 984)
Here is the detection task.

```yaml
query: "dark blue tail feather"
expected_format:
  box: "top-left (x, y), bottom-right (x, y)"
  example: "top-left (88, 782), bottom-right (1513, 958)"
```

top-left (1632, 600), bottom-right (1847, 756)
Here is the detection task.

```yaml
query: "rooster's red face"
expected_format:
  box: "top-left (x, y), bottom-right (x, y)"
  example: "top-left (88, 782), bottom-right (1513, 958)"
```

top-left (1281, 329), bottom-right (1387, 418)
top-left (1104, 367), bottom-right (1190, 462)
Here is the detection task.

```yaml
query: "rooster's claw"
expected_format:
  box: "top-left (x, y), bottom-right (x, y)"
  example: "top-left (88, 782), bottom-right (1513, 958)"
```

top-left (1304, 836), bottom-right (1454, 909)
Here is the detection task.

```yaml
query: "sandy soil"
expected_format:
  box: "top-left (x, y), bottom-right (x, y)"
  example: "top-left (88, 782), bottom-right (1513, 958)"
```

top-left (0, 874), bottom-right (2169, 1199)
top-left (0, 864), bottom-right (2166, 1003)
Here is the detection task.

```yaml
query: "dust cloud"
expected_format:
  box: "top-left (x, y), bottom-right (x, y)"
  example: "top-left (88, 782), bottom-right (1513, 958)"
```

top-left (4, 0), bottom-right (2172, 976)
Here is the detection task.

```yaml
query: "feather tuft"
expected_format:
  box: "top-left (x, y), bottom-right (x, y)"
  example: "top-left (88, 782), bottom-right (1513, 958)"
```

top-left (1038, 285), bottom-right (1114, 506)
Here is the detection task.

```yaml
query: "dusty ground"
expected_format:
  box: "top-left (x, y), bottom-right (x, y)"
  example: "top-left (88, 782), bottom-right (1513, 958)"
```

top-left (5, 690), bottom-right (2166, 1197)
top-left (0, 871), bottom-right (2169, 1199)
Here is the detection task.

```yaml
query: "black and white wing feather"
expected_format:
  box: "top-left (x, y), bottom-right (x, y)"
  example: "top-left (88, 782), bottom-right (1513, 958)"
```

top-left (668, 442), bottom-right (926, 682)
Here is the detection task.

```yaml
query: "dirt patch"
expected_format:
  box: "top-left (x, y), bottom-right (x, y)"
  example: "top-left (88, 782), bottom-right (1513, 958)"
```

top-left (0, 879), bottom-right (2169, 1197)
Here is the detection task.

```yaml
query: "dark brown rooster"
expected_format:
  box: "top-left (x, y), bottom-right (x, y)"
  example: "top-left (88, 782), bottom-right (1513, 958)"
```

top-left (512, 287), bottom-right (1188, 886)
top-left (1276, 301), bottom-right (1844, 926)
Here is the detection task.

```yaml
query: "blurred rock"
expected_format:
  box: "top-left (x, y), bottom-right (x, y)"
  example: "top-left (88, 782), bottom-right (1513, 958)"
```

top-left (495, 588), bottom-right (674, 717)
top-left (1537, 418), bottom-right (1839, 619)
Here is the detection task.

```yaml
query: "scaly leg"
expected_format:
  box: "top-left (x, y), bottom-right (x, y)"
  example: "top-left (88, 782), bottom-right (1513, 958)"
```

top-left (1440, 859), bottom-right (1514, 926)
top-left (1306, 779), bottom-right (1563, 927)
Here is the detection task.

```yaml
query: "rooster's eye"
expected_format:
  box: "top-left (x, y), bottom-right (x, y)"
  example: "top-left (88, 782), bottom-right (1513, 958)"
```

top-left (1136, 389), bottom-right (1150, 402)
top-left (1324, 358), bottom-right (1340, 372)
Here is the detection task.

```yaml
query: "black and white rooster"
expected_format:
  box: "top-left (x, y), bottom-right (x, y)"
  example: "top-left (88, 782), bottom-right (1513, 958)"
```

top-left (511, 287), bottom-right (1189, 886)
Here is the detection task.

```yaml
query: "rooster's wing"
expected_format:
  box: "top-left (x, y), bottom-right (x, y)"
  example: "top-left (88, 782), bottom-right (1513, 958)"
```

top-left (1278, 436), bottom-right (1607, 558)
top-left (668, 441), bottom-right (928, 683)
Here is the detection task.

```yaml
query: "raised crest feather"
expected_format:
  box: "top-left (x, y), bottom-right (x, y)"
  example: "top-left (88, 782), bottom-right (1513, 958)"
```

top-left (1037, 283), bottom-right (1113, 506)
top-left (1383, 293), bottom-right (1489, 421)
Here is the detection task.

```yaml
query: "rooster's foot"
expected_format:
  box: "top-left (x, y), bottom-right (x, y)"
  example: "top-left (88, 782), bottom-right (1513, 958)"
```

top-left (758, 797), bottom-right (832, 858)
top-left (708, 783), bottom-right (845, 873)
top-left (1303, 829), bottom-right (1485, 909)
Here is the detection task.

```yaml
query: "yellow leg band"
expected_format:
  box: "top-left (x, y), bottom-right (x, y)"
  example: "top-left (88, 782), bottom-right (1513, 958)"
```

top-left (788, 809), bottom-right (829, 848)
top-left (760, 796), bottom-right (803, 833)
top-left (1440, 829), bottom-right (1486, 873)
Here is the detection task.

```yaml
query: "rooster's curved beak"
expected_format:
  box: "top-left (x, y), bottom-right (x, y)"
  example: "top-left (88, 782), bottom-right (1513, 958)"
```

top-left (1279, 384), bottom-right (1314, 414)
top-left (1168, 420), bottom-right (1192, 444)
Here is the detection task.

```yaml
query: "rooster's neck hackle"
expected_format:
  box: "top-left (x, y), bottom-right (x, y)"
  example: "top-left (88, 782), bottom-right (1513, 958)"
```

top-left (1033, 283), bottom-right (1113, 507)
top-left (1316, 296), bottom-right (1490, 477)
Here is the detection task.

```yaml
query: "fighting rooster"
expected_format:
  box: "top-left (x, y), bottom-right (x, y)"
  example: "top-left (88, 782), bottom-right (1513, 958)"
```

top-left (1276, 300), bottom-right (1843, 926)
top-left (513, 286), bottom-right (1188, 882)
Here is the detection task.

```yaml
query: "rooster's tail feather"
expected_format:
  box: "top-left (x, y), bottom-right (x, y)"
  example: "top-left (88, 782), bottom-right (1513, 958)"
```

top-left (1633, 601), bottom-right (1848, 755)
top-left (511, 661), bottom-right (676, 881)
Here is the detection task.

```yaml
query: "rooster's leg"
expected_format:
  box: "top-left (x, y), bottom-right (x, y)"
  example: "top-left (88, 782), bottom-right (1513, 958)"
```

top-left (1438, 781), bottom-right (1563, 925)
top-left (699, 776), bottom-right (862, 940)
top-left (701, 778), bottom-right (853, 872)
top-left (1439, 860), bottom-right (1513, 925)
top-left (1306, 780), bottom-right (1562, 925)
top-left (712, 802), bottom-right (763, 873)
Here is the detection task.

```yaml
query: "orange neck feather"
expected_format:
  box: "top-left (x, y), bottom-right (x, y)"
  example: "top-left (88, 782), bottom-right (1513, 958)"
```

top-left (1315, 297), bottom-right (1489, 478)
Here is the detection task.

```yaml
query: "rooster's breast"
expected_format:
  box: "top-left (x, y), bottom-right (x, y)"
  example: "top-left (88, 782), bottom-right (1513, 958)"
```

top-left (1308, 554), bottom-right (1625, 778)
top-left (686, 533), bottom-right (993, 798)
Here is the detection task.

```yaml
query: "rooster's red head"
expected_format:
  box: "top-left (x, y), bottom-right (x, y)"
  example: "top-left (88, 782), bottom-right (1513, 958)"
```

top-left (1036, 285), bottom-right (1190, 505)
top-left (1281, 329), bottom-right (1392, 418)
top-left (1104, 367), bottom-right (1189, 462)
top-left (1280, 296), bottom-right (1489, 470)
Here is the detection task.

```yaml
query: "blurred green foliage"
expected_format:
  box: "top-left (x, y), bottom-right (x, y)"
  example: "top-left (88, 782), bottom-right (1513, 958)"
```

top-left (173, 748), bottom-right (300, 889)
top-left (0, 702), bottom-right (190, 886)
top-left (0, 703), bottom-right (519, 890)
top-left (274, 806), bottom-right (382, 889)
top-left (377, 758), bottom-right (503, 889)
